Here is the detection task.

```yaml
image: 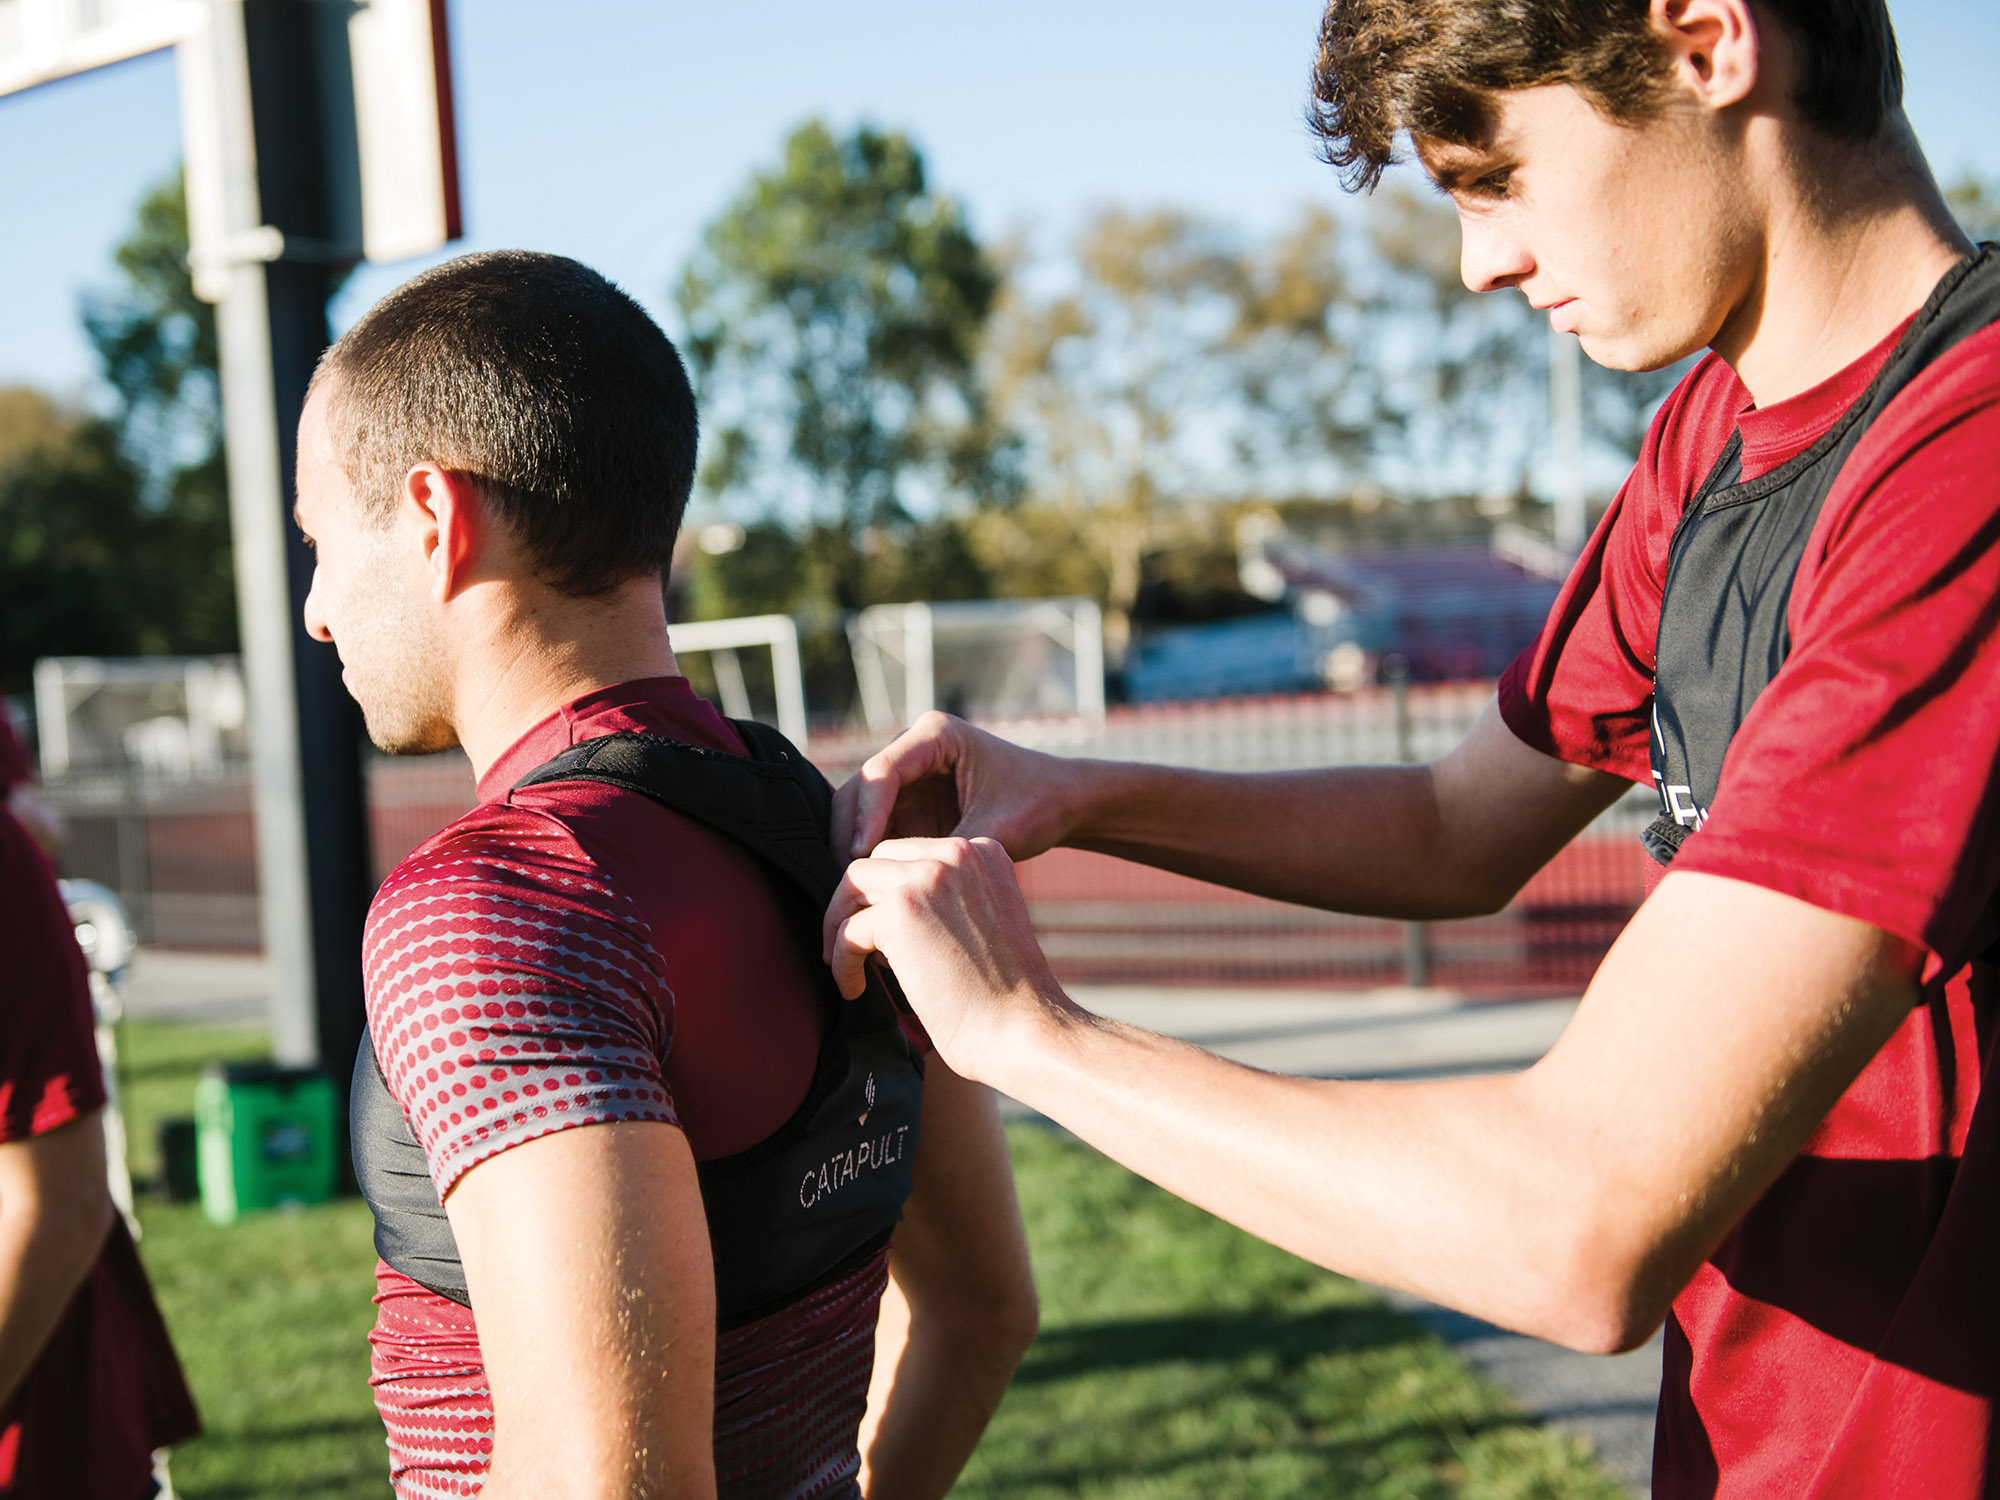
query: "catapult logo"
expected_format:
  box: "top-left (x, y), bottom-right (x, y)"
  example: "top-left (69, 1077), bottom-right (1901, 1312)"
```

top-left (799, 1115), bottom-right (910, 1210)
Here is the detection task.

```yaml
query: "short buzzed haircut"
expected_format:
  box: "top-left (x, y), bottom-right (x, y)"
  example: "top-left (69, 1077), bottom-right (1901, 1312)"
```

top-left (1310, 0), bottom-right (1906, 192)
top-left (315, 251), bottom-right (698, 597)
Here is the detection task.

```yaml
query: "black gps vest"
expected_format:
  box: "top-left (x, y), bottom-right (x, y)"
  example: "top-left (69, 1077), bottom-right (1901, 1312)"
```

top-left (350, 720), bottom-right (924, 1331)
top-left (1644, 243), bottom-right (2000, 869)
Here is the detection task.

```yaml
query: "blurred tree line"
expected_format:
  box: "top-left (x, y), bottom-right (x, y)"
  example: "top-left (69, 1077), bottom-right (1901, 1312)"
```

top-left (676, 120), bottom-right (1689, 671)
top-left (0, 175), bottom-right (234, 693)
top-left (7, 132), bottom-right (1994, 707)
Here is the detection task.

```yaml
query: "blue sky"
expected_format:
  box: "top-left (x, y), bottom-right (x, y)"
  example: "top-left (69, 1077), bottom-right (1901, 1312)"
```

top-left (3, 0), bottom-right (1996, 398)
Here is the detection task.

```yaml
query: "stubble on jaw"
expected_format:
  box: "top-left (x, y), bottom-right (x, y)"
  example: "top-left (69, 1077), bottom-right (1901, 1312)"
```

top-left (341, 536), bottom-right (460, 757)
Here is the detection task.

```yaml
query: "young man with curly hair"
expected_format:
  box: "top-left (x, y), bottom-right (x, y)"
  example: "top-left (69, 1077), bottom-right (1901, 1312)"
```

top-left (827, 3), bottom-right (2000, 1495)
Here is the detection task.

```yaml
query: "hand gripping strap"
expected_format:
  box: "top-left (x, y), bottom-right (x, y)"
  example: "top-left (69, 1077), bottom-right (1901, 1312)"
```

top-left (511, 722), bottom-right (910, 1032)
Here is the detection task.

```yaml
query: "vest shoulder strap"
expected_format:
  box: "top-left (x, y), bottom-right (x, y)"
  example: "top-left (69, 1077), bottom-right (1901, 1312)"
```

top-left (511, 722), bottom-right (906, 1029)
top-left (513, 721), bottom-right (841, 906)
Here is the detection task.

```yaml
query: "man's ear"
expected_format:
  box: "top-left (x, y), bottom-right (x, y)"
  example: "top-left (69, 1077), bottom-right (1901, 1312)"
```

top-left (1652, 0), bottom-right (1760, 113)
top-left (404, 464), bottom-right (483, 603)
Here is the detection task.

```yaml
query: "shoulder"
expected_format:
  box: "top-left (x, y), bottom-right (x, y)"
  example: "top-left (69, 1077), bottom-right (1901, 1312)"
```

top-left (0, 715), bottom-right (27, 793)
top-left (365, 801), bottom-right (666, 1030)
top-left (0, 811), bottom-right (91, 1023)
top-left (372, 800), bottom-right (641, 929)
top-left (1634, 352), bottom-right (1745, 503)
top-left (1863, 317), bottom-right (2000, 457)
top-left (1815, 320), bottom-right (2000, 556)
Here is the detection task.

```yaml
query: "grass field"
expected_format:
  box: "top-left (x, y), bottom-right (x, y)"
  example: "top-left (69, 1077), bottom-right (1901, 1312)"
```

top-left (121, 1019), bottom-right (1621, 1500)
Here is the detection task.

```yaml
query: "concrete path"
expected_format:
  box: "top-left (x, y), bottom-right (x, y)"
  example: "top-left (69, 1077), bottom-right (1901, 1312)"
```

top-left (121, 948), bottom-right (272, 1026)
top-left (1068, 984), bottom-right (1662, 1498)
top-left (122, 954), bottom-right (1659, 1494)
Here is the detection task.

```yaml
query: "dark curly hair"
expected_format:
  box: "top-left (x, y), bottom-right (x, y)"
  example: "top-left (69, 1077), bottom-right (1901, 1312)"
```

top-left (1309, 0), bottom-right (1904, 192)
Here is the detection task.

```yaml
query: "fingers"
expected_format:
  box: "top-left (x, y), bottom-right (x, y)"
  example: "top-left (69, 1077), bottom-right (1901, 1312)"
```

top-left (843, 712), bottom-right (963, 859)
top-left (821, 843), bottom-right (954, 966)
top-left (823, 845), bottom-right (981, 997)
top-left (828, 907), bottom-right (879, 1001)
top-left (862, 836), bottom-right (975, 865)
top-left (830, 775), bottom-right (864, 868)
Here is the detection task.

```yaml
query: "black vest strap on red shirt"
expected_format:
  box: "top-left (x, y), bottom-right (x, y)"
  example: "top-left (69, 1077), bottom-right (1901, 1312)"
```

top-left (1645, 244), bottom-right (2000, 868)
top-left (350, 719), bottom-right (924, 1331)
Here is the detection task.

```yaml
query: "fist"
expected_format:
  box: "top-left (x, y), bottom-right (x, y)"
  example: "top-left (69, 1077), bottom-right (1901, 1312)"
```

top-left (823, 836), bottom-right (1070, 1081)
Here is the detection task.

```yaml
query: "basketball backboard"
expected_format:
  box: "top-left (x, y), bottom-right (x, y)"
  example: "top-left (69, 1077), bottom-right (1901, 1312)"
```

top-left (0, 0), bottom-right (460, 295)
top-left (178, 0), bottom-right (461, 299)
top-left (0, 0), bottom-right (203, 98)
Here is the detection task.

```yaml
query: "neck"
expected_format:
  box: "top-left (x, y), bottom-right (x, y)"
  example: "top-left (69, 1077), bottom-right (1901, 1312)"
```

top-left (450, 574), bottom-right (680, 780)
top-left (1713, 117), bottom-right (1974, 406)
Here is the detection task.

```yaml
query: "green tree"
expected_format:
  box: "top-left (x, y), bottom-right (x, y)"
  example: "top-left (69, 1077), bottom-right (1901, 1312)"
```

top-left (676, 120), bottom-right (1011, 615)
top-left (1948, 172), bottom-right (2000, 244)
top-left (0, 171), bottom-right (237, 690)
top-left (0, 392), bottom-right (197, 687)
top-left (81, 170), bottom-right (237, 653)
top-left (986, 206), bottom-right (1372, 649)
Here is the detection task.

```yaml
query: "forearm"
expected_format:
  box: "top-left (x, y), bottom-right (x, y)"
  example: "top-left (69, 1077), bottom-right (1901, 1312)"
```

top-left (0, 1120), bottom-right (115, 1408)
top-left (982, 1003), bottom-right (1612, 1346)
top-left (859, 1272), bottom-right (1029, 1500)
top-left (1063, 758), bottom-right (1487, 917)
top-left (1051, 701), bottom-right (1617, 918)
top-left (835, 839), bottom-right (1918, 1361)
top-left (954, 872), bottom-right (1915, 1355)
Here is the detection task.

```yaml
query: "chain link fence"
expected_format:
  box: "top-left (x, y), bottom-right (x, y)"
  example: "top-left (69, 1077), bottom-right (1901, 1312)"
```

top-left (45, 684), bottom-right (1652, 992)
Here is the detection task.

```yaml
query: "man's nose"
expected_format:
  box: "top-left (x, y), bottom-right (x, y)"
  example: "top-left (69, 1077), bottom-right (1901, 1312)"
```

top-left (1458, 212), bottom-right (1534, 295)
top-left (301, 567), bottom-right (334, 644)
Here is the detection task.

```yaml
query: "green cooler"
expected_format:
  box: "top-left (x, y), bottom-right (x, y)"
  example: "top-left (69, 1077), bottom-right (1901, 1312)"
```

top-left (194, 1064), bottom-right (339, 1224)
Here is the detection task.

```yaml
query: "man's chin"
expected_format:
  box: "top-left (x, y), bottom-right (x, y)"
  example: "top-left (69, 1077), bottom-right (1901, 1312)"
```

top-left (362, 711), bottom-right (460, 757)
top-left (1578, 326), bottom-right (1704, 375)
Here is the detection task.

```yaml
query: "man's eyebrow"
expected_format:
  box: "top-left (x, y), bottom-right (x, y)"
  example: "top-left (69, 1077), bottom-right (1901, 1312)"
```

top-left (1426, 160), bottom-right (1474, 193)
top-left (1412, 141), bottom-right (1474, 191)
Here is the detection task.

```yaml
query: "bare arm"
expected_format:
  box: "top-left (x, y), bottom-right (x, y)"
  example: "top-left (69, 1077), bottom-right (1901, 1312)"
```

top-left (835, 703), bottom-right (1627, 919)
top-left (858, 1059), bottom-right (1037, 1500)
top-left (446, 1120), bottom-right (718, 1500)
top-left (827, 846), bottom-right (1917, 1353)
top-left (0, 1110), bottom-right (114, 1408)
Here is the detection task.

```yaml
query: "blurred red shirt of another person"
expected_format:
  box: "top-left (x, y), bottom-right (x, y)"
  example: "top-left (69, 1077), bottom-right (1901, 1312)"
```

top-left (0, 710), bottom-right (27, 795)
top-left (0, 805), bottom-right (198, 1497)
top-left (0, 703), bottom-right (65, 861)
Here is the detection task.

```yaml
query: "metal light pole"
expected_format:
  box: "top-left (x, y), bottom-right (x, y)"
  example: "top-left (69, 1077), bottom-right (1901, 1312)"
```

top-left (191, 0), bottom-right (373, 1074)
top-left (6, 0), bottom-right (458, 1081)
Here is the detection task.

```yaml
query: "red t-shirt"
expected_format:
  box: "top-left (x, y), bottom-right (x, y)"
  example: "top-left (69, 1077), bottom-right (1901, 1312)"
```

top-left (1499, 314), bottom-right (2000, 1499)
top-left (0, 714), bottom-right (28, 797)
top-left (365, 679), bottom-right (897, 1500)
top-left (0, 809), bottom-right (199, 1498)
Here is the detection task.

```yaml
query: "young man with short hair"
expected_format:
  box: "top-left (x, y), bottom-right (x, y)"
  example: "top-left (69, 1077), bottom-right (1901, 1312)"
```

top-left (298, 251), bottom-right (1036, 1500)
top-left (824, 2), bottom-right (2000, 1495)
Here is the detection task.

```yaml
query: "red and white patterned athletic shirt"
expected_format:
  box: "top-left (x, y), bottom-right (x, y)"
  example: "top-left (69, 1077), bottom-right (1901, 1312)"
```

top-left (364, 678), bottom-right (891, 1500)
